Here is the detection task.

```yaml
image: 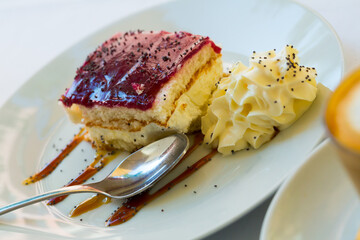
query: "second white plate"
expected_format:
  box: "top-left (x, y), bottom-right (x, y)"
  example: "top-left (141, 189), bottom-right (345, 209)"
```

top-left (260, 139), bottom-right (360, 240)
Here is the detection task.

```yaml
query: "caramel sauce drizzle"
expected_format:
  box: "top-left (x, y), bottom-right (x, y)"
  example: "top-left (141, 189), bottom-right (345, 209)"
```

top-left (106, 149), bottom-right (217, 226)
top-left (47, 150), bottom-right (120, 205)
top-left (69, 132), bottom-right (205, 219)
top-left (23, 130), bottom-right (216, 227)
top-left (23, 128), bottom-right (86, 185)
top-left (70, 194), bottom-right (111, 217)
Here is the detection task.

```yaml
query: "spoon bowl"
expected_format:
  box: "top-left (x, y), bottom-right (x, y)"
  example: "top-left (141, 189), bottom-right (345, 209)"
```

top-left (87, 133), bottom-right (189, 198)
top-left (0, 133), bottom-right (189, 215)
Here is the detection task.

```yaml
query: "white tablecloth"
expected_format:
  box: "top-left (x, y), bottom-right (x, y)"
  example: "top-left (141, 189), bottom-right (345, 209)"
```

top-left (0, 0), bottom-right (359, 238)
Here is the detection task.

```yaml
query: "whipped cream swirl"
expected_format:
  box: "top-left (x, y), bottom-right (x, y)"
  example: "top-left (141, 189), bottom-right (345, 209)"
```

top-left (201, 46), bottom-right (317, 155)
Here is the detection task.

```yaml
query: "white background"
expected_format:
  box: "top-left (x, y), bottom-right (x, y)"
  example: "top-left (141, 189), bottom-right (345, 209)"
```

top-left (0, 0), bottom-right (359, 238)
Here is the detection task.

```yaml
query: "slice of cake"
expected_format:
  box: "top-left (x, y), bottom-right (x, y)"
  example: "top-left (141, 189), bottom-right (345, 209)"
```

top-left (61, 30), bottom-right (222, 152)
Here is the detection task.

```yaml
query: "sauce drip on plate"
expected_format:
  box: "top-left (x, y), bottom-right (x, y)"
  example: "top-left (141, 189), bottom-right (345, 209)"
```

top-left (107, 149), bottom-right (217, 226)
top-left (23, 128), bottom-right (86, 185)
top-left (70, 133), bottom-right (205, 219)
top-left (47, 150), bottom-right (120, 205)
top-left (24, 130), bottom-right (218, 226)
top-left (70, 194), bottom-right (111, 217)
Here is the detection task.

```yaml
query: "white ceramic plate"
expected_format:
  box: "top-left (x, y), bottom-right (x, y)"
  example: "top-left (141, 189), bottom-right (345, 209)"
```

top-left (260, 139), bottom-right (360, 240)
top-left (0, 0), bottom-right (343, 239)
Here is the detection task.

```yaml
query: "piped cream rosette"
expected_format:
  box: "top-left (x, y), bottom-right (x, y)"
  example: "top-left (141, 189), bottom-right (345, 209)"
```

top-left (201, 46), bottom-right (317, 155)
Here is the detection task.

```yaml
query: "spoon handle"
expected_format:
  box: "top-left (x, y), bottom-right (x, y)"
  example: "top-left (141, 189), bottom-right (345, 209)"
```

top-left (0, 185), bottom-right (105, 215)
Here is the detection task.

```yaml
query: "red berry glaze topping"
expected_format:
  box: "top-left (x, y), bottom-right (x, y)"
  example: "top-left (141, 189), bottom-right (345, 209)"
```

top-left (61, 30), bottom-right (221, 110)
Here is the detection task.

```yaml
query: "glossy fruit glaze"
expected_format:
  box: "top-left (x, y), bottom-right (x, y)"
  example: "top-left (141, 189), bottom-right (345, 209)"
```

top-left (61, 30), bottom-right (221, 110)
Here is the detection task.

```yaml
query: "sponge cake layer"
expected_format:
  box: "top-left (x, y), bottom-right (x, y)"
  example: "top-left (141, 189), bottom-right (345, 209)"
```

top-left (87, 55), bottom-right (222, 151)
top-left (61, 30), bottom-right (222, 151)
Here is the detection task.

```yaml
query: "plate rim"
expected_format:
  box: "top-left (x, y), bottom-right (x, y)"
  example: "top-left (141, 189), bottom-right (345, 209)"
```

top-left (259, 139), bottom-right (358, 240)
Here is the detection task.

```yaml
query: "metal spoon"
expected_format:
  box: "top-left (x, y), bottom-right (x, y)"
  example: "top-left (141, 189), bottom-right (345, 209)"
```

top-left (0, 133), bottom-right (189, 215)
